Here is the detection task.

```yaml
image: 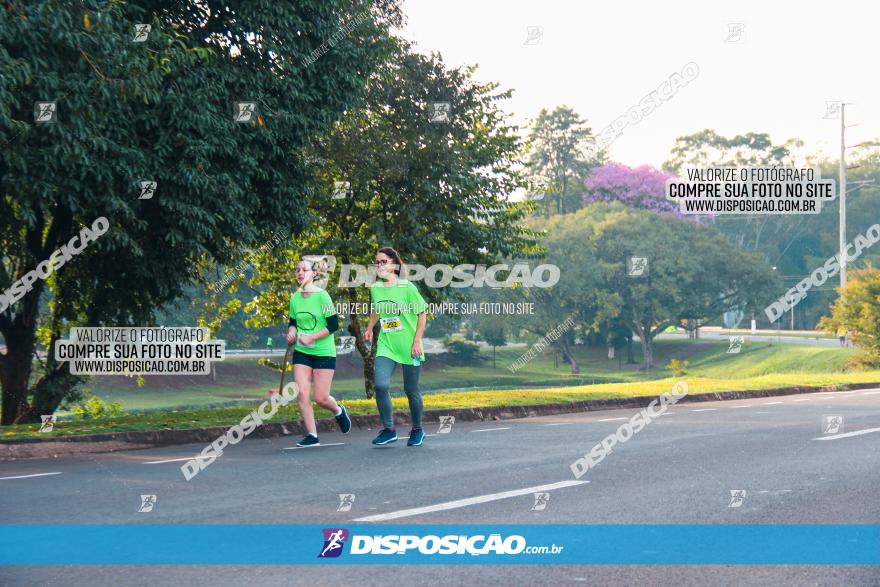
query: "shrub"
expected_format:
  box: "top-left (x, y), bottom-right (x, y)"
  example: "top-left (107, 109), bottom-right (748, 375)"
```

top-left (443, 336), bottom-right (483, 363)
top-left (71, 393), bottom-right (124, 421)
top-left (665, 358), bottom-right (688, 377)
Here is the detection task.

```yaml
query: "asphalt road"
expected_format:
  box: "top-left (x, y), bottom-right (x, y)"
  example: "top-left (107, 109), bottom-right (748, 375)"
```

top-left (1, 388), bottom-right (879, 586)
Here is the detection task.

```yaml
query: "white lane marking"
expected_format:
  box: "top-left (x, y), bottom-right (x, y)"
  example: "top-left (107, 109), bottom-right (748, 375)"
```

top-left (731, 405), bottom-right (753, 409)
top-left (793, 399), bottom-right (812, 402)
top-left (544, 422), bottom-right (573, 426)
top-left (472, 427), bottom-right (510, 433)
top-left (143, 456), bottom-right (209, 465)
top-left (660, 412), bottom-right (676, 416)
top-left (282, 442), bottom-right (347, 450)
top-left (352, 479), bottom-right (589, 522)
top-left (691, 408), bottom-right (717, 412)
top-left (761, 401), bottom-right (784, 405)
top-left (813, 427), bottom-right (880, 441)
top-left (598, 417), bottom-right (627, 422)
top-left (0, 472), bottom-right (62, 481)
top-left (861, 391), bottom-right (880, 395)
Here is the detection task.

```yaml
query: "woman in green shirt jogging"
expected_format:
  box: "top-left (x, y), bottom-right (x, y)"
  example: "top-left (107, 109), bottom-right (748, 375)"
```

top-left (286, 258), bottom-right (351, 447)
top-left (363, 247), bottom-right (428, 447)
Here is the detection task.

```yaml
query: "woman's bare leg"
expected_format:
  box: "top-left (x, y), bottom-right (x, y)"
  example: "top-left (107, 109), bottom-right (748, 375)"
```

top-left (312, 369), bottom-right (339, 414)
top-left (294, 364), bottom-right (317, 435)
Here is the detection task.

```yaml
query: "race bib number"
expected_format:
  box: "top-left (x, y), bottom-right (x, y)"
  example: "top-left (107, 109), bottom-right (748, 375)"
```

top-left (380, 316), bottom-right (403, 333)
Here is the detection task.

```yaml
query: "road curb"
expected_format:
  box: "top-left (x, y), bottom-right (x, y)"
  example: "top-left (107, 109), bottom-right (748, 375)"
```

top-left (1, 382), bottom-right (877, 460)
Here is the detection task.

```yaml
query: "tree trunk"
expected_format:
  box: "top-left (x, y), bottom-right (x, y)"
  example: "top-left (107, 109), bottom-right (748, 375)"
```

top-left (492, 345), bottom-right (496, 369)
top-left (626, 338), bottom-right (635, 363)
top-left (559, 335), bottom-right (580, 374)
top-left (345, 287), bottom-right (376, 399)
top-left (640, 335), bottom-right (653, 370)
top-left (0, 288), bottom-right (42, 425)
top-left (0, 344), bottom-right (33, 424)
top-left (0, 329), bottom-right (37, 424)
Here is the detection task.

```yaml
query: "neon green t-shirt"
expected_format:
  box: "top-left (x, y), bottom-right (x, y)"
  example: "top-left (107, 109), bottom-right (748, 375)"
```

top-left (370, 279), bottom-right (426, 365)
top-left (289, 288), bottom-right (336, 357)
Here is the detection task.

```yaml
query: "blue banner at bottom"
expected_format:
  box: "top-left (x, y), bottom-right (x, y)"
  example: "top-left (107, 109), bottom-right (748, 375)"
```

top-left (1, 525), bottom-right (879, 565)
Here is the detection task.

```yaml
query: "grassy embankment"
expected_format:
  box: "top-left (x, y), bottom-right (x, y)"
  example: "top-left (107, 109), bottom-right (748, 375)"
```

top-left (1, 339), bottom-right (871, 439)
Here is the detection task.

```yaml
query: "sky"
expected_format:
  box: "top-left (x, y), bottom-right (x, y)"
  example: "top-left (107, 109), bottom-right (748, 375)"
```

top-left (400, 0), bottom-right (879, 169)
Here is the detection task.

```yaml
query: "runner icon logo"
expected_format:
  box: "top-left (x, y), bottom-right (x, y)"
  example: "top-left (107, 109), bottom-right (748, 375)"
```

top-left (627, 257), bottom-right (648, 277)
top-left (822, 415), bottom-right (843, 435)
top-left (138, 494), bottom-right (157, 513)
top-left (727, 336), bottom-right (744, 354)
top-left (728, 490), bottom-right (747, 508)
top-left (39, 415), bottom-right (55, 433)
top-left (319, 528), bottom-right (349, 558)
top-left (437, 415), bottom-right (455, 434)
top-left (337, 494), bottom-right (355, 512)
top-left (531, 492), bottom-right (549, 511)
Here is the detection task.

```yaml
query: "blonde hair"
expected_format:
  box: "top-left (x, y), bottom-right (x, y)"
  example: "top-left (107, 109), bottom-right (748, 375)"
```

top-left (298, 255), bottom-right (331, 291)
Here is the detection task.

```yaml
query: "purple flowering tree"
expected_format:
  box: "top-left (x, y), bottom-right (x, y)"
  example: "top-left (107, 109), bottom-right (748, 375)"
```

top-left (582, 163), bottom-right (683, 216)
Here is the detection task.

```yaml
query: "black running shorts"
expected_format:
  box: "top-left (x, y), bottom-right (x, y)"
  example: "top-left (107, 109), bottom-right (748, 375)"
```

top-left (292, 350), bottom-right (336, 370)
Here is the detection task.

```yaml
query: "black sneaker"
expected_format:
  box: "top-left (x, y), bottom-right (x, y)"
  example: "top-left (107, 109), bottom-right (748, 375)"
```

top-left (335, 405), bottom-right (352, 434)
top-left (297, 434), bottom-right (320, 447)
top-left (371, 428), bottom-right (398, 445)
top-left (407, 428), bottom-right (426, 447)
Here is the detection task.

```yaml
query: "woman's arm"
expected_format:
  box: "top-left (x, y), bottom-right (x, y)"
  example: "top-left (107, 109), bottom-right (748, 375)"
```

top-left (414, 312), bottom-right (426, 343)
top-left (364, 311), bottom-right (379, 342)
top-left (286, 317), bottom-right (297, 343)
top-left (298, 314), bottom-right (339, 345)
top-left (411, 312), bottom-right (427, 358)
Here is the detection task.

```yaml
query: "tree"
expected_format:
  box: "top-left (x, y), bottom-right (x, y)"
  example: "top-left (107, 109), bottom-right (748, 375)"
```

top-left (206, 41), bottom-right (537, 398)
top-left (0, 0), bottom-right (401, 424)
top-left (663, 129), bottom-right (796, 175)
top-left (477, 321), bottom-right (506, 369)
top-left (662, 129), bottom-right (807, 259)
top-left (519, 204), bottom-right (778, 370)
top-left (587, 204), bottom-right (779, 368)
top-left (661, 129), bottom-right (880, 330)
top-left (818, 263), bottom-right (880, 367)
top-left (582, 163), bottom-right (681, 216)
top-left (525, 105), bottom-right (602, 215)
top-left (504, 212), bottom-right (624, 375)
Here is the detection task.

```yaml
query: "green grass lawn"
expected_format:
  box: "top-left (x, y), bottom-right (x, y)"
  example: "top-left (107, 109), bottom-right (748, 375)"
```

top-left (1, 339), bottom-right (874, 440)
top-left (81, 338), bottom-right (861, 412)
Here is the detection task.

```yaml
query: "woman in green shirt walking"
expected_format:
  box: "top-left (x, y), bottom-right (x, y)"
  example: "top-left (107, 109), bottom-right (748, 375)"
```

top-left (287, 258), bottom-right (351, 446)
top-left (363, 247), bottom-right (428, 447)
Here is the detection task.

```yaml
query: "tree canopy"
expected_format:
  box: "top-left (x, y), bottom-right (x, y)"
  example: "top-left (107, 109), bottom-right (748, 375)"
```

top-left (0, 0), bottom-right (401, 423)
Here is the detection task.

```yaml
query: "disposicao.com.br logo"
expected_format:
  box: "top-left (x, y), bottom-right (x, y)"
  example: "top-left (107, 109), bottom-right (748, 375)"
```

top-left (319, 529), bottom-right (563, 558)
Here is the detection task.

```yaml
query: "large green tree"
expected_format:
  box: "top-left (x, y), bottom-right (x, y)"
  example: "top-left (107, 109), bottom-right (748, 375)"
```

top-left (525, 105), bottom-right (602, 216)
top-left (587, 204), bottom-right (778, 368)
top-left (203, 41), bottom-right (537, 397)
top-left (510, 204), bottom-right (778, 370)
top-left (503, 211), bottom-right (621, 374)
top-left (0, 0), bottom-right (400, 424)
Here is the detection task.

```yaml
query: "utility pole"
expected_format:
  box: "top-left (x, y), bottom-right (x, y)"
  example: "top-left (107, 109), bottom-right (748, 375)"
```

top-left (839, 103), bottom-right (848, 288)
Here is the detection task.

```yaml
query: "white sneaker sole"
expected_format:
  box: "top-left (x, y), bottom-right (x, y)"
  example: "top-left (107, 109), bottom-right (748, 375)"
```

top-left (372, 436), bottom-right (398, 445)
